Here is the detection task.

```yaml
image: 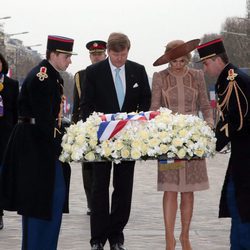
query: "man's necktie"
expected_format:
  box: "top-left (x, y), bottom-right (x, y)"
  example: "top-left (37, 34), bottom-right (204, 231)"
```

top-left (114, 68), bottom-right (125, 109)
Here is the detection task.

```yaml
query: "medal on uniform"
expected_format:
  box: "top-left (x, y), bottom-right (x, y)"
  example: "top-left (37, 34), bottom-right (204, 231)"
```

top-left (0, 74), bottom-right (4, 92)
top-left (0, 95), bottom-right (4, 117)
top-left (0, 82), bottom-right (4, 92)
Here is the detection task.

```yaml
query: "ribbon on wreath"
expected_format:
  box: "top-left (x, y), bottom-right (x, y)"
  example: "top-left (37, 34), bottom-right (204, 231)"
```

top-left (158, 159), bottom-right (186, 170)
top-left (97, 111), bottom-right (160, 142)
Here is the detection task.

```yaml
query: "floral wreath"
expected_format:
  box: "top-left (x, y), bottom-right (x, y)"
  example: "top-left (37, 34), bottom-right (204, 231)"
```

top-left (59, 107), bottom-right (216, 163)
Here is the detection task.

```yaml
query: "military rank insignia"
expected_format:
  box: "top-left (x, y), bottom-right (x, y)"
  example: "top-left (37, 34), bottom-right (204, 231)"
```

top-left (36, 66), bottom-right (48, 81)
top-left (227, 69), bottom-right (238, 81)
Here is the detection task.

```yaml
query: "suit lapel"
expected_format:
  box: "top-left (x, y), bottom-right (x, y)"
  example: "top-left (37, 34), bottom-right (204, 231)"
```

top-left (103, 59), bottom-right (114, 86)
top-left (103, 59), bottom-right (120, 109)
top-left (124, 62), bottom-right (136, 106)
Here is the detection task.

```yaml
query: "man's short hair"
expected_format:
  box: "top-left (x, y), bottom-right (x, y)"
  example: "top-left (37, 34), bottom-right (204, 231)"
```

top-left (213, 52), bottom-right (229, 64)
top-left (107, 32), bottom-right (131, 52)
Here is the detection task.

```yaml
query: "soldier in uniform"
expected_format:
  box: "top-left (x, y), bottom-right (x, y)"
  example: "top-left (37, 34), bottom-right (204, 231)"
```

top-left (0, 53), bottom-right (19, 230)
top-left (197, 38), bottom-right (250, 249)
top-left (0, 35), bottom-right (75, 249)
top-left (72, 40), bottom-right (106, 216)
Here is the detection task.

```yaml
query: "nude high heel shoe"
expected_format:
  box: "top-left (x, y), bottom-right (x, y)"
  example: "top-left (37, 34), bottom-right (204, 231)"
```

top-left (179, 236), bottom-right (192, 250)
top-left (166, 237), bottom-right (176, 250)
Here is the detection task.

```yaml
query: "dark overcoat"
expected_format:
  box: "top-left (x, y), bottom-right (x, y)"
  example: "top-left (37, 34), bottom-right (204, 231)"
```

top-left (0, 75), bottom-right (19, 162)
top-left (217, 63), bottom-right (250, 222)
top-left (0, 60), bottom-right (71, 220)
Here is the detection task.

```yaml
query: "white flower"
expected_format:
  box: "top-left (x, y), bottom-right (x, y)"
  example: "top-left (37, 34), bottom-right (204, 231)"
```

top-left (121, 147), bottom-right (130, 158)
top-left (85, 151), bottom-right (96, 161)
top-left (172, 138), bottom-right (184, 147)
top-left (159, 144), bottom-right (169, 154)
top-left (177, 148), bottom-right (187, 159)
top-left (131, 148), bottom-right (142, 160)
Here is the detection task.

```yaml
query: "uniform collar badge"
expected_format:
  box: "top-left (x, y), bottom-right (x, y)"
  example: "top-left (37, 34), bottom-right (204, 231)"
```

top-left (227, 69), bottom-right (238, 81)
top-left (36, 66), bottom-right (48, 81)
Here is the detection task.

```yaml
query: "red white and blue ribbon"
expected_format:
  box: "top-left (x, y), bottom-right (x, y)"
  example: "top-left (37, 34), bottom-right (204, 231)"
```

top-left (97, 111), bottom-right (160, 142)
top-left (97, 120), bottom-right (127, 142)
top-left (100, 111), bottom-right (160, 122)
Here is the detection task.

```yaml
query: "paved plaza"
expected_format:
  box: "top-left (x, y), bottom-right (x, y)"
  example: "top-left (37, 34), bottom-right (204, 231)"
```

top-left (0, 153), bottom-right (231, 249)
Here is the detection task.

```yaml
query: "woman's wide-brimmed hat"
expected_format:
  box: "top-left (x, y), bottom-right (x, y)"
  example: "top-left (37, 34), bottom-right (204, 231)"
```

top-left (153, 39), bottom-right (200, 66)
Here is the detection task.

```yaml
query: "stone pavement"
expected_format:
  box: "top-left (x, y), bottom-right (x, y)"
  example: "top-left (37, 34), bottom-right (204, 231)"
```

top-left (0, 153), bottom-right (231, 250)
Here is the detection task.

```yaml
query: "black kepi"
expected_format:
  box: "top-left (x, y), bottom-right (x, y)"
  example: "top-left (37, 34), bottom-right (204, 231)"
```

top-left (196, 38), bottom-right (226, 62)
top-left (47, 35), bottom-right (76, 55)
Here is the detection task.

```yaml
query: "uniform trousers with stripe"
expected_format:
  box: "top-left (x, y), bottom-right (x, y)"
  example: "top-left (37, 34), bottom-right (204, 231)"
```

top-left (22, 160), bottom-right (66, 250)
top-left (227, 177), bottom-right (250, 250)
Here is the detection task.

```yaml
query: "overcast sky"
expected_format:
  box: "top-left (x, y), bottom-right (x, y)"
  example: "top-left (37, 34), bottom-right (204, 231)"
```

top-left (2, 0), bottom-right (247, 77)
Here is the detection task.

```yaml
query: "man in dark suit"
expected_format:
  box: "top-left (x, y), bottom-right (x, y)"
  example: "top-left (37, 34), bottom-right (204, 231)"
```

top-left (72, 39), bottom-right (106, 216)
top-left (197, 38), bottom-right (250, 249)
top-left (81, 32), bottom-right (151, 250)
top-left (0, 53), bottom-right (19, 230)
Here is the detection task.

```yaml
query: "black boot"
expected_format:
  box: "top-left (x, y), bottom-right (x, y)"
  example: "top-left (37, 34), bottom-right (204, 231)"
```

top-left (91, 243), bottom-right (104, 250)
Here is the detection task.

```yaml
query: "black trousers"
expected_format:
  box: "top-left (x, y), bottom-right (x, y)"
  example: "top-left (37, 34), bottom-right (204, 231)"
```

top-left (90, 161), bottom-right (135, 246)
top-left (0, 164), bottom-right (4, 217)
top-left (81, 162), bottom-right (93, 209)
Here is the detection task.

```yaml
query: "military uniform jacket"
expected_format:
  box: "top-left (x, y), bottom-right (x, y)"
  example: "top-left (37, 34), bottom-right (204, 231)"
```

top-left (72, 69), bottom-right (86, 123)
top-left (0, 60), bottom-right (71, 220)
top-left (217, 63), bottom-right (250, 222)
top-left (0, 75), bottom-right (19, 163)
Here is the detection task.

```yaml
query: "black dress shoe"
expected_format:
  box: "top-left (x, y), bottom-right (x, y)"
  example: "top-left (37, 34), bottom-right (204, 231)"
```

top-left (110, 243), bottom-right (127, 250)
top-left (0, 216), bottom-right (3, 230)
top-left (91, 243), bottom-right (104, 250)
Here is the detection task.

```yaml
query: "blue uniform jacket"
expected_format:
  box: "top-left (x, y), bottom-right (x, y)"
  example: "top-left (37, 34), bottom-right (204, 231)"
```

top-left (0, 60), bottom-right (71, 220)
top-left (217, 63), bottom-right (250, 222)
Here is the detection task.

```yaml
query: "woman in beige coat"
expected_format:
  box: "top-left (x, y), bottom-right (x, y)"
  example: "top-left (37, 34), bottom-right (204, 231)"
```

top-left (150, 39), bottom-right (214, 250)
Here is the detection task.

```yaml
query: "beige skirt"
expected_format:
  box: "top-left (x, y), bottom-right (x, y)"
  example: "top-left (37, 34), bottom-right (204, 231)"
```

top-left (157, 159), bottom-right (209, 192)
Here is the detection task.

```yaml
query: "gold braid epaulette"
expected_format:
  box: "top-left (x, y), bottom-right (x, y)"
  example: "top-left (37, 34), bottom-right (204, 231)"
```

top-left (75, 72), bottom-right (81, 98)
top-left (217, 69), bottom-right (248, 134)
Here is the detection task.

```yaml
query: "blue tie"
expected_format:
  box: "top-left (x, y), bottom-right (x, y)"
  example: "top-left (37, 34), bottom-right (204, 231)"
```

top-left (114, 68), bottom-right (124, 109)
